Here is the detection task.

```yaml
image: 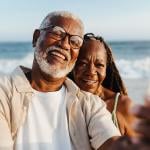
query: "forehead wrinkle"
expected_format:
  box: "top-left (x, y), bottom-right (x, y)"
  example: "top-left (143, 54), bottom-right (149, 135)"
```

top-left (65, 18), bottom-right (83, 36)
top-left (80, 41), bottom-right (107, 63)
top-left (51, 17), bottom-right (83, 37)
top-left (40, 13), bottom-right (84, 37)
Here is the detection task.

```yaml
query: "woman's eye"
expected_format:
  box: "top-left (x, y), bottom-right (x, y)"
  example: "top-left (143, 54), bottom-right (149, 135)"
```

top-left (82, 63), bottom-right (87, 67)
top-left (80, 62), bottom-right (87, 67)
top-left (96, 64), bottom-right (104, 68)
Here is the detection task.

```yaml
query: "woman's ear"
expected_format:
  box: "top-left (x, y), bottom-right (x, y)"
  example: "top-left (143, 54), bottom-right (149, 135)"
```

top-left (32, 29), bottom-right (40, 47)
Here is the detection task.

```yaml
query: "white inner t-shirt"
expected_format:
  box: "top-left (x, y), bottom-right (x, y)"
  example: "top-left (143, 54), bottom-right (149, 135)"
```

top-left (15, 85), bottom-right (72, 150)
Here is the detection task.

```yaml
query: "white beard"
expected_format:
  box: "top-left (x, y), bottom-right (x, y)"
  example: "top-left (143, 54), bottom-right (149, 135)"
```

top-left (34, 46), bottom-right (76, 78)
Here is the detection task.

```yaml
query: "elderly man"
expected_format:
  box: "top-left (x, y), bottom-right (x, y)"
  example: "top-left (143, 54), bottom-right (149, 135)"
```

top-left (0, 11), bottom-right (120, 150)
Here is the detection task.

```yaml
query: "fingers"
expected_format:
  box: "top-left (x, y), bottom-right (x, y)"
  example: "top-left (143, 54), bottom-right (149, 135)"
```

top-left (145, 96), bottom-right (150, 106)
top-left (130, 105), bottom-right (150, 119)
top-left (130, 102), bottom-right (150, 146)
top-left (131, 137), bottom-right (150, 150)
top-left (110, 136), bottom-right (150, 150)
top-left (133, 120), bottom-right (150, 139)
top-left (109, 136), bottom-right (132, 150)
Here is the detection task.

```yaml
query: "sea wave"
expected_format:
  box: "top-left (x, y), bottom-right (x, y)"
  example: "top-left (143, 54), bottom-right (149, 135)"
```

top-left (0, 53), bottom-right (33, 73)
top-left (0, 53), bottom-right (150, 79)
top-left (116, 57), bottom-right (150, 79)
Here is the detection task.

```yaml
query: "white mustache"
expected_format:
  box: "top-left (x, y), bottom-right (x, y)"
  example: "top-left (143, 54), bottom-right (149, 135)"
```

top-left (45, 46), bottom-right (70, 61)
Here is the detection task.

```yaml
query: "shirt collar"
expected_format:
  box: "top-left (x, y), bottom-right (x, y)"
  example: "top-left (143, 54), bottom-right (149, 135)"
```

top-left (11, 66), bottom-right (33, 93)
top-left (11, 66), bottom-right (80, 95)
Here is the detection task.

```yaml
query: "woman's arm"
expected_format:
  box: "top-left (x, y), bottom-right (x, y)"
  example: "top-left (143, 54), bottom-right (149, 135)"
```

top-left (117, 95), bottom-right (137, 136)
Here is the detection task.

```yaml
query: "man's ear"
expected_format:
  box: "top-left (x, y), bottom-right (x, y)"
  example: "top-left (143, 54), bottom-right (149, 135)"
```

top-left (32, 29), bottom-right (40, 47)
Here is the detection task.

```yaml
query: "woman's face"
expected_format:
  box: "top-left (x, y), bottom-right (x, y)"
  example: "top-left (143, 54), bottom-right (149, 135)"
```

top-left (73, 40), bottom-right (107, 94)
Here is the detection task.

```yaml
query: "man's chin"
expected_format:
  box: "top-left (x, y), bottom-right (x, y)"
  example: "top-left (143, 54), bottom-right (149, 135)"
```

top-left (35, 53), bottom-right (75, 79)
top-left (47, 62), bottom-right (75, 79)
top-left (40, 65), bottom-right (70, 79)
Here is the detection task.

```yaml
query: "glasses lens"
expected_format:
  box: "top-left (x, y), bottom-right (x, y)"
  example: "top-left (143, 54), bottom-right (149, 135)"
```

top-left (46, 26), bottom-right (65, 40)
top-left (42, 25), bottom-right (83, 49)
top-left (70, 36), bottom-right (83, 49)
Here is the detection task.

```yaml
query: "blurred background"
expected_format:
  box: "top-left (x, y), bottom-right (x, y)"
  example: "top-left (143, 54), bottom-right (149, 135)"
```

top-left (0, 0), bottom-right (150, 103)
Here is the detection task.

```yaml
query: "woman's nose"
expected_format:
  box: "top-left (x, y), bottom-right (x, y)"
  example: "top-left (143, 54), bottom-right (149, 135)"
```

top-left (88, 63), bottom-right (97, 75)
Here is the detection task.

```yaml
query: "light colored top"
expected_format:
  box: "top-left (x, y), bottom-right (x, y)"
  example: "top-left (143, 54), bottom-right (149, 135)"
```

top-left (15, 86), bottom-right (72, 150)
top-left (112, 93), bottom-right (120, 130)
top-left (0, 66), bottom-right (120, 150)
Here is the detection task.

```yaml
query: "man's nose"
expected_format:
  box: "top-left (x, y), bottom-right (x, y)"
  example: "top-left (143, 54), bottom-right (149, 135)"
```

top-left (59, 35), bottom-right (70, 50)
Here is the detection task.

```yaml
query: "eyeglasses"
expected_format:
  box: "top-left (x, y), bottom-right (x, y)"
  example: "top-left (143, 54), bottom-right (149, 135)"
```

top-left (40, 25), bottom-right (83, 49)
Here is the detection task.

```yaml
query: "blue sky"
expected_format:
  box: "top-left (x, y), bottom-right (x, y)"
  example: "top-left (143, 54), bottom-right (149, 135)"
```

top-left (0, 0), bottom-right (150, 41)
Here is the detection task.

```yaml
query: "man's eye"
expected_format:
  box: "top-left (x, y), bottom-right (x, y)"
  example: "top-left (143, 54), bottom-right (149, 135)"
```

top-left (51, 29), bottom-right (63, 36)
top-left (46, 29), bottom-right (64, 39)
top-left (51, 26), bottom-right (65, 36)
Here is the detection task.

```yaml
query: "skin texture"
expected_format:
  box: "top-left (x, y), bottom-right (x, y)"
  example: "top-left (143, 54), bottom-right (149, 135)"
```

top-left (30, 16), bottom-right (83, 92)
top-left (73, 40), bottom-right (136, 136)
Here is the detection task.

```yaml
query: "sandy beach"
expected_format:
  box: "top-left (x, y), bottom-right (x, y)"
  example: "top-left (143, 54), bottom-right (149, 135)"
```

top-left (124, 78), bottom-right (150, 104)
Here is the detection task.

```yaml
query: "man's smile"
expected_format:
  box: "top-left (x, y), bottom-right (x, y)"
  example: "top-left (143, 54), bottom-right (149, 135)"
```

top-left (46, 50), bottom-right (69, 64)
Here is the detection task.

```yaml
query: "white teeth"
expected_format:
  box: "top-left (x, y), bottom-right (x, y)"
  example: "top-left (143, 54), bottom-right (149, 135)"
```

top-left (51, 51), bottom-right (65, 60)
top-left (84, 79), bottom-right (97, 84)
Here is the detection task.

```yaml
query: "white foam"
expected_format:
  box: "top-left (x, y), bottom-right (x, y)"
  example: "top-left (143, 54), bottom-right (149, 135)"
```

top-left (116, 57), bottom-right (150, 79)
top-left (0, 53), bottom-right (33, 73)
top-left (0, 52), bottom-right (150, 79)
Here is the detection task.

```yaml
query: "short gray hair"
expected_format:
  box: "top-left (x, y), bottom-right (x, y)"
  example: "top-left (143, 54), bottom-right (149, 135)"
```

top-left (39, 11), bottom-right (84, 35)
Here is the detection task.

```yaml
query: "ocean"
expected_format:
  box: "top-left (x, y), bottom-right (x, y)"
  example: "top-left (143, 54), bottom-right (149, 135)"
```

top-left (0, 41), bottom-right (150, 103)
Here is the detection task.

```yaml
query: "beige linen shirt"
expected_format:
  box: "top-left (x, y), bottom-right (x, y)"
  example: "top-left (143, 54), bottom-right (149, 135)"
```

top-left (0, 66), bottom-right (120, 150)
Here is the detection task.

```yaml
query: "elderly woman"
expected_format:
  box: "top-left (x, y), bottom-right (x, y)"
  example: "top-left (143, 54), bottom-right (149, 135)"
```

top-left (69, 33), bottom-right (136, 136)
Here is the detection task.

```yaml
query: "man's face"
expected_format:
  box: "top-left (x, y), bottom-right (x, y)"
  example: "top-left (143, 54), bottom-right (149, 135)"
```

top-left (33, 16), bottom-right (83, 78)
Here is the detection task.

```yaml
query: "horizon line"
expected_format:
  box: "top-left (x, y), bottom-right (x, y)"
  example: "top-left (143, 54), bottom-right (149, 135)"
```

top-left (0, 39), bottom-right (150, 43)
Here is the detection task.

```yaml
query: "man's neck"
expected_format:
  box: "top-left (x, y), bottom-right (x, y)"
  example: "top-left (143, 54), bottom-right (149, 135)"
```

top-left (30, 66), bottom-right (66, 92)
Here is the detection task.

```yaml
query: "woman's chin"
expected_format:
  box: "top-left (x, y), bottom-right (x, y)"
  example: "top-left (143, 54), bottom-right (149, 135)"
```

top-left (82, 87), bottom-right (96, 94)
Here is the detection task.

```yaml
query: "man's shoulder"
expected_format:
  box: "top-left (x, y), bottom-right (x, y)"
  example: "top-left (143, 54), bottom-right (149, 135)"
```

top-left (0, 73), bottom-right (13, 104)
top-left (78, 89), bottom-right (99, 99)
top-left (65, 77), bottom-right (100, 98)
top-left (0, 66), bottom-right (21, 87)
top-left (65, 78), bottom-right (103, 105)
top-left (0, 73), bottom-right (12, 88)
top-left (78, 90), bottom-right (104, 106)
top-left (0, 66), bottom-right (31, 92)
